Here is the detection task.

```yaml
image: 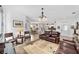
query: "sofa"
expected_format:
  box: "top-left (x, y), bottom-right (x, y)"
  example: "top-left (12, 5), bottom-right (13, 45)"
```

top-left (39, 31), bottom-right (60, 44)
top-left (55, 39), bottom-right (79, 54)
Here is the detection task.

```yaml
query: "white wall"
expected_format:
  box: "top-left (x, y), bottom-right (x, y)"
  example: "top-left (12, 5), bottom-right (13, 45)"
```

top-left (2, 5), bottom-right (79, 37)
top-left (2, 6), bottom-right (29, 38)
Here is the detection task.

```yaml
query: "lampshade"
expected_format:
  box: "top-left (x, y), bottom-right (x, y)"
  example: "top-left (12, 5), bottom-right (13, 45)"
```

top-left (17, 27), bottom-right (23, 32)
top-left (38, 16), bottom-right (47, 22)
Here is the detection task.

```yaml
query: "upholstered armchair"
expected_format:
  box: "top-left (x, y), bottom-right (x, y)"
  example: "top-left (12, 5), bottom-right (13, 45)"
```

top-left (56, 39), bottom-right (77, 54)
top-left (5, 33), bottom-right (16, 45)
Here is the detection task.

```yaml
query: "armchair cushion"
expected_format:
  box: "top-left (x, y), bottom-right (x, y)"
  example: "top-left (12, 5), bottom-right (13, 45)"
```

top-left (6, 37), bottom-right (13, 42)
top-left (62, 41), bottom-right (75, 50)
top-left (25, 34), bottom-right (30, 37)
top-left (62, 47), bottom-right (77, 54)
top-left (63, 39), bottom-right (74, 43)
top-left (63, 41), bottom-right (75, 46)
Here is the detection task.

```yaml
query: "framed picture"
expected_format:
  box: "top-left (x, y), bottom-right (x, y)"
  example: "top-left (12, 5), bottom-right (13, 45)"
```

top-left (13, 20), bottom-right (23, 27)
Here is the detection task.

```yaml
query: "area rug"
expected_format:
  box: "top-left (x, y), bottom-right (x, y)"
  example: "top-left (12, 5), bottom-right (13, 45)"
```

top-left (23, 39), bottom-right (59, 54)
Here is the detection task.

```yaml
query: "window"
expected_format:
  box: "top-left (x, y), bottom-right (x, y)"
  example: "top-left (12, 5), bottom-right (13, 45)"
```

top-left (0, 7), bottom-right (4, 41)
top-left (64, 25), bottom-right (68, 31)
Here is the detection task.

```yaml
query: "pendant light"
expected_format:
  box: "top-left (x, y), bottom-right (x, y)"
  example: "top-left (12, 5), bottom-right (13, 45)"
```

top-left (38, 8), bottom-right (47, 22)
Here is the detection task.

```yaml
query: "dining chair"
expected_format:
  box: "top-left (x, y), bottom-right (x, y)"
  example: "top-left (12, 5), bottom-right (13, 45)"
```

top-left (24, 31), bottom-right (31, 41)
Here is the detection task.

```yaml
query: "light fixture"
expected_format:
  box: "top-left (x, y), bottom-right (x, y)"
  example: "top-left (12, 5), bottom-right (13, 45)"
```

top-left (38, 8), bottom-right (47, 22)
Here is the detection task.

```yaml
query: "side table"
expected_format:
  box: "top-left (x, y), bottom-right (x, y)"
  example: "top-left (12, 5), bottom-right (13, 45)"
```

top-left (16, 35), bottom-right (24, 44)
top-left (31, 34), bottom-right (39, 41)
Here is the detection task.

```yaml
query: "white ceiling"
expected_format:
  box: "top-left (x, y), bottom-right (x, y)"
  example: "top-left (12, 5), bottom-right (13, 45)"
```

top-left (2, 5), bottom-right (79, 21)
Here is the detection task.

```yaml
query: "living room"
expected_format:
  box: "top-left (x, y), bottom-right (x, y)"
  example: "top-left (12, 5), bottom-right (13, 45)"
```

top-left (0, 5), bottom-right (79, 54)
